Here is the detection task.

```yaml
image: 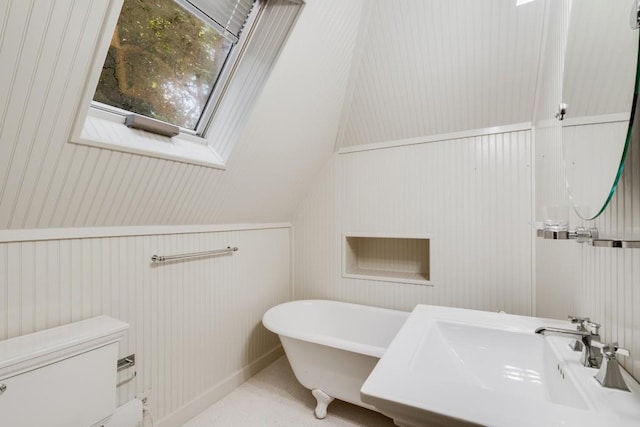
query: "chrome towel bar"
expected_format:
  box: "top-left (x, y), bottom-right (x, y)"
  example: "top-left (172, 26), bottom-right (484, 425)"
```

top-left (151, 246), bottom-right (238, 263)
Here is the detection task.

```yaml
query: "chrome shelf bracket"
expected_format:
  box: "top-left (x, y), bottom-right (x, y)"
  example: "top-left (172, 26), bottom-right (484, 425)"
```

top-left (536, 227), bottom-right (640, 248)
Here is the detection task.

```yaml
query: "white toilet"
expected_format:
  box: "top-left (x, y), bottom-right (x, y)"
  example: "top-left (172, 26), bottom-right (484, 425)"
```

top-left (0, 316), bottom-right (128, 427)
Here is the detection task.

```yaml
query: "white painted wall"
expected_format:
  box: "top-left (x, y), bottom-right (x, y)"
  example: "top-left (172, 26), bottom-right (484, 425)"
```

top-left (533, 0), bottom-right (640, 382)
top-left (336, 0), bottom-right (545, 149)
top-left (210, 0), bottom-right (364, 223)
top-left (0, 225), bottom-right (291, 426)
top-left (578, 121), bottom-right (640, 381)
top-left (293, 128), bottom-right (533, 315)
top-left (0, 0), bottom-right (363, 228)
top-left (533, 0), bottom-right (579, 320)
top-left (0, 2), bottom-right (364, 423)
top-left (1, 4), bottom-right (640, 426)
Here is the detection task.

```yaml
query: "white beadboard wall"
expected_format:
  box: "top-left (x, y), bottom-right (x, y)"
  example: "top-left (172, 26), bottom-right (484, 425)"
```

top-left (562, 0), bottom-right (637, 118)
top-left (581, 112), bottom-right (640, 380)
top-left (534, 0), bottom-right (640, 381)
top-left (0, 0), bottom-right (362, 228)
top-left (335, 0), bottom-right (545, 149)
top-left (0, 225), bottom-right (291, 425)
top-left (533, 0), bottom-right (578, 320)
top-left (293, 129), bottom-right (533, 314)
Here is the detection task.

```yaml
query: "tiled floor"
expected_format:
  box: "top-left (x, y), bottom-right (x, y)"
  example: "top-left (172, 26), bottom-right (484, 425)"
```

top-left (183, 356), bottom-right (396, 426)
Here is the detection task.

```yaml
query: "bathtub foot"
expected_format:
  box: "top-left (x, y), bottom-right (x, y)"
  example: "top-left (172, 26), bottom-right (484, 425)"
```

top-left (312, 388), bottom-right (334, 419)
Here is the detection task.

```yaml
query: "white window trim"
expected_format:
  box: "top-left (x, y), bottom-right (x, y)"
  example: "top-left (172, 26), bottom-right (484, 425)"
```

top-left (68, 0), bottom-right (244, 170)
top-left (70, 0), bottom-right (302, 169)
top-left (72, 107), bottom-right (226, 169)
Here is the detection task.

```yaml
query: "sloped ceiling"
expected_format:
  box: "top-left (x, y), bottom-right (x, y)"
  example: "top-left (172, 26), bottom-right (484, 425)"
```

top-left (0, 0), bottom-right (363, 229)
top-left (0, 0), bottom-right (548, 229)
top-left (563, 0), bottom-right (637, 119)
top-left (336, 0), bottom-right (546, 148)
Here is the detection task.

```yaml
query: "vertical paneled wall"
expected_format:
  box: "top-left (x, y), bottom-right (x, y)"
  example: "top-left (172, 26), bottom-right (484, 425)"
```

top-left (294, 130), bottom-right (533, 314)
top-left (0, 0), bottom-right (362, 228)
top-left (532, 0), bottom-right (580, 320)
top-left (581, 118), bottom-right (640, 380)
top-left (335, 0), bottom-right (545, 149)
top-left (534, 0), bottom-right (640, 381)
top-left (0, 226), bottom-right (291, 424)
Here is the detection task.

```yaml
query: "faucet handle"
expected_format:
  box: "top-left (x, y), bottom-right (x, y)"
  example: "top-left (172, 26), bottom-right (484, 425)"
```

top-left (617, 347), bottom-right (631, 357)
top-left (592, 342), bottom-right (631, 391)
top-left (569, 315), bottom-right (590, 325)
top-left (592, 341), bottom-right (630, 358)
top-left (568, 316), bottom-right (600, 334)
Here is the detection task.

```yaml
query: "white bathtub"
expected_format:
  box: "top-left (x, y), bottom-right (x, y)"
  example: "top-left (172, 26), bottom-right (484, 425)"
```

top-left (262, 299), bottom-right (409, 418)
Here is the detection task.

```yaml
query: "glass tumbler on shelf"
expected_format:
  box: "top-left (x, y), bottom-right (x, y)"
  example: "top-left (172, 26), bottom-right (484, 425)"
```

top-left (543, 205), bottom-right (569, 232)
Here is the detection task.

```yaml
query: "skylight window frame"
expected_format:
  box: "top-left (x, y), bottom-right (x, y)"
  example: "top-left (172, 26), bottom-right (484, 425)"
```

top-left (70, 0), bottom-right (304, 170)
top-left (91, 0), bottom-right (263, 138)
top-left (188, 0), bottom-right (264, 137)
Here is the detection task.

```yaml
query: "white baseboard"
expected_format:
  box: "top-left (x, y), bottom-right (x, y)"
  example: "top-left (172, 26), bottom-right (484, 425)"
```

top-left (155, 346), bottom-right (285, 427)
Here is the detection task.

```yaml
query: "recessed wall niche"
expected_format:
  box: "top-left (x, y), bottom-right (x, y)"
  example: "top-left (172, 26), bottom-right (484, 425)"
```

top-left (343, 234), bottom-right (431, 286)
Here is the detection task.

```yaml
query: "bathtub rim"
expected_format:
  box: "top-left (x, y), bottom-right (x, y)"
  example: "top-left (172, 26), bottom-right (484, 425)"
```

top-left (262, 299), bottom-right (409, 359)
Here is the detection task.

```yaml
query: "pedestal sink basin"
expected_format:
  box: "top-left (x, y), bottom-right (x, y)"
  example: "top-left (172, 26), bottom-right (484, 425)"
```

top-left (360, 305), bottom-right (640, 427)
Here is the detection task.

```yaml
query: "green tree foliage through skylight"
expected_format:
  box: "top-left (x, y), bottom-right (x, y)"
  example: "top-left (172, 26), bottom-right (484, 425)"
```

top-left (94, 0), bottom-right (233, 130)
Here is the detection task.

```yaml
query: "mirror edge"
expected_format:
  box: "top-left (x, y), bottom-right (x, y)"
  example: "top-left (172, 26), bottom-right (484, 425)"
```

top-left (576, 30), bottom-right (640, 220)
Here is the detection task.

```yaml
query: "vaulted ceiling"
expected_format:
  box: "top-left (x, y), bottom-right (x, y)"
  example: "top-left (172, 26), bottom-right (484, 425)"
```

top-left (0, 0), bottom-right (549, 229)
top-left (336, 0), bottom-right (546, 148)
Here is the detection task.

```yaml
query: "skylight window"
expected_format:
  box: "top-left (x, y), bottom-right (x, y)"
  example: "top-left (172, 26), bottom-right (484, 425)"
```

top-left (72, 0), bottom-right (303, 169)
top-left (92, 0), bottom-right (256, 135)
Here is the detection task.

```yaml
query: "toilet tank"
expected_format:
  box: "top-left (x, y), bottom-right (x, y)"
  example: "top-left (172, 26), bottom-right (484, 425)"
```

top-left (0, 316), bottom-right (129, 427)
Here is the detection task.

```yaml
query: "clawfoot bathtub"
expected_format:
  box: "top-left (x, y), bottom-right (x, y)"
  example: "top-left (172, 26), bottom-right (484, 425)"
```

top-left (262, 299), bottom-right (408, 418)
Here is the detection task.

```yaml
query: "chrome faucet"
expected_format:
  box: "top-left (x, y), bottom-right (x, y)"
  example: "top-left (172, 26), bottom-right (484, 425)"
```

top-left (535, 320), bottom-right (602, 368)
top-left (567, 316), bottom-right (592, 351)
top-left (536, 319), bottom-right (632, 391)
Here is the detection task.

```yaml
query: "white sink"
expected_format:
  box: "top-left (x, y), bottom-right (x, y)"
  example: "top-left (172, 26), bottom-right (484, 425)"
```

top-left (360, 305), bottom-right (640, 427)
